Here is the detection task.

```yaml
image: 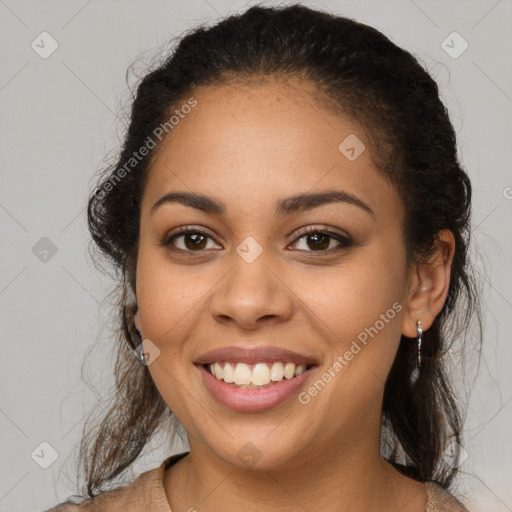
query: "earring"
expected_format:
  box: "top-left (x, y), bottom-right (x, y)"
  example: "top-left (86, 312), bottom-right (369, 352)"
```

top-left (135, 340), bottom-right (147, 365)
top-left (133, 323), bottom-right (146, 365)
top-left (410, 320), bottom-right (422, 384)
top-left (416, 320), bottom-right (422, 368)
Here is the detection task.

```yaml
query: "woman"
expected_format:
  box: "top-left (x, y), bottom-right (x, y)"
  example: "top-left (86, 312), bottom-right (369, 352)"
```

top-left (45, 4), bottom-right (481, 511)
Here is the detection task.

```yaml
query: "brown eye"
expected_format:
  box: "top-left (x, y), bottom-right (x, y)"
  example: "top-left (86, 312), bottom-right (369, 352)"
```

top-left (290, 228), bottom-right (353, 254)
top-left (160, 227), bottom-right (222, 253)
top-left (304, 233), bottom-right (330, 251)
top-left (179, 232), bottom-right (208, 250)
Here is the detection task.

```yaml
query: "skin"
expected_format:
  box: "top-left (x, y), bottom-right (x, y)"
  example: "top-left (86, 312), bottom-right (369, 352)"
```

top-left (134, 80), bottom-right (455, 512)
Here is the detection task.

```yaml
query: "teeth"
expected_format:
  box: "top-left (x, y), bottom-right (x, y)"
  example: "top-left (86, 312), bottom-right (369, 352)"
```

top-left (208, 361), bottom-right (309, 386)
top-left (284, 362), bottom-right (295, 379)
top-left (233, 363), bottom-right (252, 385)
top-left (213, 362), bottom-right (223, 380)
top-left (222, 362), bottom-right (235, 383)
top-left (252, 363), bottom-right (271, 385)
top-left (295, 364), bottom-right (306, 376)
top-left (270, 362), bottom-right (284, 381)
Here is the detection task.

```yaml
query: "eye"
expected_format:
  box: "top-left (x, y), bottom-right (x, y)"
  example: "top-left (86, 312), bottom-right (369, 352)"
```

top-left (289, 227), bottom-right (353, 254)
top-left (160, 226), bottom-right (221, 253)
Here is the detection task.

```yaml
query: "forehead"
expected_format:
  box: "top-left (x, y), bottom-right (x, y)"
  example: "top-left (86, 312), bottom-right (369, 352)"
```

top-left (143, 81), bottom-right (401, 221)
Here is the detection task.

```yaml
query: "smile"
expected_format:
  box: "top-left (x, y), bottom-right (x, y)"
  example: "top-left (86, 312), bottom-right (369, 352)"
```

top-left (194, 345), bottom-right (319, 412)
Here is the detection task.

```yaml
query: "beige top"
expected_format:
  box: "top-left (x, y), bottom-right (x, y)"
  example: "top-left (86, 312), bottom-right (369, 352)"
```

top-left (44, 452), bottom-right (469, 511)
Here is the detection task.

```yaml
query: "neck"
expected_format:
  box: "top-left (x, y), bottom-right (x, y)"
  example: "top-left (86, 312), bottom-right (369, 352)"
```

top-left (164, 430), bottom-right (426, 511)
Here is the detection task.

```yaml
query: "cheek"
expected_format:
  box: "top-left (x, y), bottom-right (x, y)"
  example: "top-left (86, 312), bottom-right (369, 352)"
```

top-left (312, 247), bottom-right (406, 379)
top-left (135, 251), bottom-right (206, 415)
top-left (312, 257), bottom-right (403, 333)
top-left (135, 246), bottom-right (204, 344)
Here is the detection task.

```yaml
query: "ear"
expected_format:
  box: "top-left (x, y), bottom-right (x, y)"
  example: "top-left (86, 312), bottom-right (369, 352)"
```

top-left (401, 229), bottom-right (455, 338)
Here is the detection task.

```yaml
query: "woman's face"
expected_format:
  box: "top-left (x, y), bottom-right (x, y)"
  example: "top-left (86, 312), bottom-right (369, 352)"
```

top-left (135, 80), bottom-right (413, 469)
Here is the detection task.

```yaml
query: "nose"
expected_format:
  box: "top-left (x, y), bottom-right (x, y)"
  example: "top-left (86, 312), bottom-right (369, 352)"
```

top-left (209, 251), bottom-right (294, 330)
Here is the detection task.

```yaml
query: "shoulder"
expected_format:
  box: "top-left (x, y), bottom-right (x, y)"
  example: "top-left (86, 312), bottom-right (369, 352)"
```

top-left (425, 482), bottom-right (469, 512)
top-left (41, 453), bottom-right (189, 512)
top-left (41, 505), bottom-right (80, 512)
top-left (41, 503), bottom-right (97, 512)
top-left (40, 482), bottom-right (139, 512)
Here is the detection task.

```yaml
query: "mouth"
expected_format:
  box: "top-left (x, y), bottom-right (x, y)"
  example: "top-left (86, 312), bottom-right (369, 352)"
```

top-left (194, 346), bottom-right (319, 412)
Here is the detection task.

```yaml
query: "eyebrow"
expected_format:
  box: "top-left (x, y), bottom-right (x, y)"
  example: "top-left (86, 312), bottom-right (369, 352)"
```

top-left (150, 190), bottom-right (374, 217)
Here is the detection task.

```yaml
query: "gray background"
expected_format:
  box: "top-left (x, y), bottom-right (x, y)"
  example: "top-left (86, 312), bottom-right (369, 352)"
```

top-left (1, 1), bottom-right (511, 511)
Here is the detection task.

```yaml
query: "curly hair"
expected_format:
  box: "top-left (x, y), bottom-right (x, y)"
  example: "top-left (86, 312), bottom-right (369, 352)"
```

top-left (72, 3), bottom-right (482, 499)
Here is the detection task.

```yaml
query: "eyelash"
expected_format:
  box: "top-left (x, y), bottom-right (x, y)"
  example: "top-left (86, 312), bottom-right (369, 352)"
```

top-left (159, 225), bottom-right (353, 256)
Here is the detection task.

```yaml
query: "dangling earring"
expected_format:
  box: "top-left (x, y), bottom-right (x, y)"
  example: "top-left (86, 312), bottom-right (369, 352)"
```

top-left (416, 320), bottom-right (422, 369)
top-left (134, 339), bottom-right (147, 365)
top-left (410, 320), bottom-right (422, 384)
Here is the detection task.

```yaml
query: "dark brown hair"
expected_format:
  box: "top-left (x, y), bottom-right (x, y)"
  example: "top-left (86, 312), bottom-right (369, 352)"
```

top-left (65, 3), bottom-right (482, 501)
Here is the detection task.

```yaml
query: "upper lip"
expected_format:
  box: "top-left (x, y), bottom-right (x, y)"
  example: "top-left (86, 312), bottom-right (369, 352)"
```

top-left (194, 345), bottom-right (319, 366)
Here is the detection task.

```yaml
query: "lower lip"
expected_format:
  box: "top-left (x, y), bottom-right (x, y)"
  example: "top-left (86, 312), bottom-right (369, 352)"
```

top-left (196, 364), bottom-right (316, 412)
